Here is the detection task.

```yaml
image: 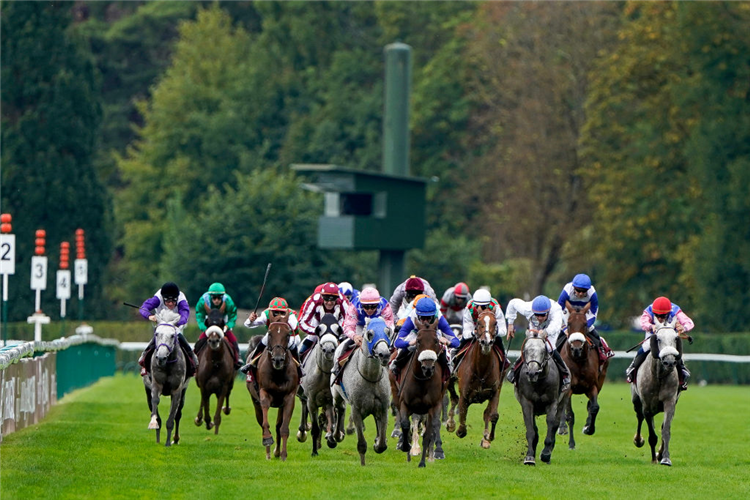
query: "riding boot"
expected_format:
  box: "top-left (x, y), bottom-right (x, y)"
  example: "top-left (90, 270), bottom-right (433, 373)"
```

top-left (587, 329), bottom-right (608, 363)
top-left (389, 347), bottom-right (411, 380)
top-left (452, 336), bottom-right (471, 366)
top-left (291, 346), bottom-right (304, 380)
top-left (298, 337), bottom-right (315, 363)
top-left (230, 338), bottom-right (242, 370)
top-left (193, 336), bottom-right (207, 356)
top-left (240, 342), bottom-right (266, 374)
top-left (678, 358), bottom-right (690, 391)
top-left (138, 338), bottom-right (156, 377)
top-left (507, 355), bottom-right (523, 384)
top-left (625, 349), bottom-right (648, 383)
top-left (493, 336), bottom-right (510, 371)
top-left (552, 349), bottom-right (571, 393)
top-left (177, 333), bottom-right (199, 372)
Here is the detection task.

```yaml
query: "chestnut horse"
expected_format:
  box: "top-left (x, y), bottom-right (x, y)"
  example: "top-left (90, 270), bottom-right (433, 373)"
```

top-left (194, 309), bottom-right (235, 434)
top-left (390, 319), bottom-right (447, 468)
top-left (246, 312), bottom-right (299, 460)
top-left (446, 310), bottom-right (505, 449)
top-left (559, 302), bottom-right (609, 449)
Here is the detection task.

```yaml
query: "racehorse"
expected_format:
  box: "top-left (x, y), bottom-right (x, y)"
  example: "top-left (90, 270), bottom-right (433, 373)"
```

top-left (390, 319), bottom-right (448, 468)
top-left (297, 314), bottom-right (340, 456)
top-left (144, 309), bottom-right (191, 446)
top-left (446, 310), bottom-right (505, 448)
top-left (331, 317), bottom-right (392, 466)
top-left (194, 309), bottom-right (235, 434)
top-left (246, 312), bottom-right (299, 460)
top-left (514, 329), bottom-right (565, 465)
top-left (558, 302), bottom-right (609, 449)
top-left (631, 323), bottom-right (683, 466)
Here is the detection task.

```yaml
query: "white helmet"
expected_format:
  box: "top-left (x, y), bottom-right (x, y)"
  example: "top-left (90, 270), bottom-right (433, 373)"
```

top-left (473, 289), bottom-right (491, 305)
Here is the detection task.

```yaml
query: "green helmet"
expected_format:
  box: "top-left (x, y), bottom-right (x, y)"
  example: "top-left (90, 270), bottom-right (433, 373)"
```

top-left (208, 282), bottom-right (225, 295)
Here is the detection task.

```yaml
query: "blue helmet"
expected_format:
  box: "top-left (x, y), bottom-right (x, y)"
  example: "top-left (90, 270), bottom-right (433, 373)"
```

top-left (572, 274), bottom-right (592, 290)
top-left (531, 295), bottom-right (551, 314)
top-left (416, 297), bottom-right (437, 316)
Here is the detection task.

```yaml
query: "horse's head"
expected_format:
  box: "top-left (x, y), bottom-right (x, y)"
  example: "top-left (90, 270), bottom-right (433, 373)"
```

top-left (566, 332), bottom-right (587, 359)
top-left (267, 318), bottom-right (292, 370)
top-left (414, 318), bottom-right (440, 378)
top-left (205, 325), bottom-right (225, 351)
top-left (523, 330), bottom-right (549, 383)
top-left (565, 301), bottom-right (590, 335)
top-left (475, 310), bottom-right (496, 355)
top-left (153, 322), bottom-right (179, 368)
top-left (362, 317), bottom-right (392, 366)
top-left (316, 313), bottom-right (342, 341)
top-left (650, 326), bottom-right (681, 371)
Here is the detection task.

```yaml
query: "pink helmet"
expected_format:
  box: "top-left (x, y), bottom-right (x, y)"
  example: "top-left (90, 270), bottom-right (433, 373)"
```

top-left (359, 287), bottom-right (380, 304)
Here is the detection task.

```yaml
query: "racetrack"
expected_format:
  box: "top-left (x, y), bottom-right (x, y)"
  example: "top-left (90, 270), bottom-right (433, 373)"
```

top-left (1, 374), bottom-right (748, 499)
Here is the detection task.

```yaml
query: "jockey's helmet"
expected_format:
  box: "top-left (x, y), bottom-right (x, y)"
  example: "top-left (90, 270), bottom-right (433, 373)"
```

top-left (161, 282), bottom-right (179, 301)
top-left (454, 282), bottom-right (470, 299)
top-left (652, 296), bottom-right (672, 315)
top-left (473, 289), bottom-right (491, 306)
top-left (415, 297), bottom-right (437, 316)
top-left (338, 282), bottom-right (353, 299)
top-left (320, 282), bottom-right (339, 298)
top-left (208, 282), bottom-right (225, 295)
top-left (269, 297), bottom-right (288, 311)
top-left (359, 287), bottom-right (380, 304)
top-left (405, 277), bottom-right (424, 292)
top-left (531, 295), bottom-right (551, 314)
top-left (572, 274), bottom-right (592, 290)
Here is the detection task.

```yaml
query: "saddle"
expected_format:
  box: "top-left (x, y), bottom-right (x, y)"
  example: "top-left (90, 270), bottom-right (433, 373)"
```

top-left (142, 345), bottom-right (196, 378)
top-left (331, 343), bottom-right (357, 387)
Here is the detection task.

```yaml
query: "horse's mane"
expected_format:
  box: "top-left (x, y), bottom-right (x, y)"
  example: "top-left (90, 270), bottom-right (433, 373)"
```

top-left (155, 309), bottom-right (181, 326)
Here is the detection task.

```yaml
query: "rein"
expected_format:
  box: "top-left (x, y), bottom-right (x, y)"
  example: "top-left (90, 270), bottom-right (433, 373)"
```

top-left (154, 323), bottom-right (179, 362)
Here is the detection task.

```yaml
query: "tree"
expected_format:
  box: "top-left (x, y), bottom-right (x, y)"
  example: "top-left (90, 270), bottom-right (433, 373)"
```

top-left (1, 1), bottom-right (111, 320)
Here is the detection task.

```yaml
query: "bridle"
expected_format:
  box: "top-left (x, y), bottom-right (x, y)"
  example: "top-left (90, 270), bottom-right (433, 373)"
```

top-left (155, 323), bottom-right (179, 362)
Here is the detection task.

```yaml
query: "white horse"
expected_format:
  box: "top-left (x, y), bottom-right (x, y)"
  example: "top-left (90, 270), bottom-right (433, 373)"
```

top-left (331, 317), bottom-right (392, 466)
top-left (144, 309), bottom-right (192, 446)
top-left (631, 324), bottom-right (683, 466)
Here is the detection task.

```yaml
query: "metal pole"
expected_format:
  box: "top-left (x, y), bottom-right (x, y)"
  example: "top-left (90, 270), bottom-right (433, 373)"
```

top-left (2, 274), bottom-right (7, 346)
top-left (78, 284), bottom-right (84, 320)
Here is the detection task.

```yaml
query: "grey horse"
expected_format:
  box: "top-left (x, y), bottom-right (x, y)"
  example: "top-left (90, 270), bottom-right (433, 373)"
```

top-left (631, 325), bottom-right (683, 466)
top-left (514, 330), bottom-right (565, 465)
top-left (144, 310), bottom-right (191, 446)
top-left (297, 329), bottom-right (339, 456)
top-left (331, 317), bottom-right (392, 466)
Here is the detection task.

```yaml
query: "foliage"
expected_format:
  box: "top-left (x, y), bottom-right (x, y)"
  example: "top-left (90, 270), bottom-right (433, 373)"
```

top-left (1, 1), bottom-right (112, 320)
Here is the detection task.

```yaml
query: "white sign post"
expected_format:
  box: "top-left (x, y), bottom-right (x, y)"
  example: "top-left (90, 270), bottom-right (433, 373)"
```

top-left (56, 269), bottom-right (71, 318)
top-left (29, 255), bottom-right (49, 342)
top-left (0, 233), bottom-right (15, 347)
top-left (74, 258), bottom-right (87, 299)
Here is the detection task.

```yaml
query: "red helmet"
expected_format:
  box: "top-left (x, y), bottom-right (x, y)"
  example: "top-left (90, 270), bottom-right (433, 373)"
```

top-left (454, 282), bottom-right (470, 299)
top-left (320, 282), bottom-right (339, 297)
top-left (405, 277), bottom-right (424, 292)
top-left (268, 297), bottom-right (288, 311)
top-left (652, 296), bottom-right (672, 315)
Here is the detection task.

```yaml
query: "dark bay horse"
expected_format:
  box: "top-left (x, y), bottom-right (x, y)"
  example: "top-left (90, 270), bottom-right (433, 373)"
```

top-left (446, 310), bottom-right (505, 449)
top-left (514, 329), bottom-right (565, 465)
top-left (246, 312), bottom-right (300, 460)
top-left (559, 302), bottom-right (609, 449)
top-left (390, 319), bottom-right (448, 468)
top-left (632, 325), bottom-right (683, 466)
top-left (194, 309), bottom-right (236, 434)
top-left (144, 309), bottom-right (191, 446)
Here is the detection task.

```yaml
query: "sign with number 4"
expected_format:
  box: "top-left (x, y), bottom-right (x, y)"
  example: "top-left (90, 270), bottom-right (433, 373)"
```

top-left (57, 270), bottom-right (71, 300)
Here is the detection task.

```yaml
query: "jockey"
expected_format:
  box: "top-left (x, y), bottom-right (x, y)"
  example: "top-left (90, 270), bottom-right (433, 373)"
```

top-left (389, 297), bottom-right (459, 380)
top-left (137, 282), bottom-right (198, 377)
top-left (440, 282), bottom-right (471, 325)
top-left (453, 288), bottom-right (508, 366)
top-left (298, 282), bottom-right (346, 358)
top-left (193, 282), bottom-right (242, 370)
top-left (332, 287), bottom-right (395, 378)
top-left (625, 296), bottom-right (694, 391)
top-left (239, 297), bottom-right (301, 375)
top-left (557, 273), bottom-right (613, 362)
top-left (338, 281), bottom-right (360, 305)
top-left (389, 275), bottom-right (436, 318)
top-left (505, 295), bottom-right (571, 393)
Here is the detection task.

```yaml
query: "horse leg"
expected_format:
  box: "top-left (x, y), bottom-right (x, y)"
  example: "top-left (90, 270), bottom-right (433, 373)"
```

top-left (433, 418), bottom-right (445, 460)
top-left (349, 405), bottom-right (368, 466)
top-left (213, 389), bottom-right (226, 435)
top-left (645, 413), bottom-right (658, 463)
top-left (442, 393), bottom-right (449, 424)
top-left (278, 393), bottom-right (295, 461)
top-left (204, 391), bottom-right (214, 430)
top-left (346, 412), bottom-right (356, 435)
top-left (195, 389), bottom-right (205, 427)
top-left (540, 401), bottom-right (561, 463)
top-left (223, 380), bottom-right (233, 415)
top-left (164, 391), bottom-right (181, 447)
top-left (259, 389), bottom-right (274, 458)
top-left (566, 395), bottom-right (576, 450)
top-left (333, 396), bottom-right (347, 443)
top-left (398, 403), bottom-right (411, 456)
top-left (583, 387), bottom-right (600, 436)
top-left (446, 378), bottom-right (458, 433)
top-left (482, 389), bottom-right (500, 448)
top-left (390, 401), bottom-right (403, 439)
top-left (310, 405), bottom-right (320, 457)
top-left (419, 409), bottom-right (438, 468)
top-left (520, 399), bottom-right (537, 465)
top-left (632, 395), bottom-right (645, 448)
top-left (149, 387), bottom-right (162, 443)
top-left (658, 400), bottom-right (677, 466)
top-left (456, 392), bottom-right (469, 439)
top-left (173, 388), bottom-right (186, 445)
top-left (410, 416), bottom-right (422, 457)
top-left (297, 397), bottom-right (309, 443)
top-left (374, 405), bottom-right (389, 455)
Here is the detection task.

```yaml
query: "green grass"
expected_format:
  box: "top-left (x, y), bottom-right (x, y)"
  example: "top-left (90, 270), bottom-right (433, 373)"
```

top-left (1, 375), bottom-right (749, 499)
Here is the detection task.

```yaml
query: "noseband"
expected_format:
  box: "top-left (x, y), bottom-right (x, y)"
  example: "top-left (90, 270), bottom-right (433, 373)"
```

top-left (154, 323), bottom-right (180, 363)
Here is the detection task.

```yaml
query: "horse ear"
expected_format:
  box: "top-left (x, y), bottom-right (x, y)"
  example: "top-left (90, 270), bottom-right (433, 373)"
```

top-left (583, 302), bottom-right (591, 314)
top-left (565, 300), bottom-right (573, 313)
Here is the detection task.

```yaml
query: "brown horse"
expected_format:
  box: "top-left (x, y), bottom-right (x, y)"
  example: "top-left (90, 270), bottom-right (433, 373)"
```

top-left (558, 301), bottom-right (609, 449)
top-left (446, 311), bottom-right (506, 448)
top-left (390, 319), bottom-right (448, 468)
top-left (194, 309), bottom-right (235, 434)
top-left (246, 312), bottom-right (299, 460)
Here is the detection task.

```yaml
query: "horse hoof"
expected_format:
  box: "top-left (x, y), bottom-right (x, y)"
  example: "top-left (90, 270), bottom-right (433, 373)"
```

top-left (634, 436), bottom-right (645, 448)
top-left (434, 450), bottom-right (445, 460)
top-left (446, 421), bottom-right (456, 433)
top-left (346, 428), bottom-right (355, 436)
top-left (274, 449), bottom-right (281, 458)
top-left (336, 432), bottom-right (345, 443)
top-left (327, 439), bottom-right (337, 449)
top-left (524, 458), bottom-right (536, 466)
top-left (262, 436), bottom-right (274, 446)
top-left (558, 427), bottom-right (568, 436)
top-left (207, 422), bottom-right (214, 430)
top-left (223, 406), bottom-right (231, 415)
top-left (541, 452), bottom-right (551, 463)
top-left (480, 439), bottom-right (491, 449)
top-left (391, 428), bottom-right (402, 439)
top-left (456, 427), bottom-right (467, 439)
top-left (660, 458), bottom-right (672, 466)
top-left (194, 417), bottom-right (202, 426)
top-left (296, 431), bottom-right (307, 443)
top-left (148, 421), bottom-right (159, 430)
top-left (374, 444), bottom-right (387, 454)
top-left (311, 450), bottom-right (318, 457)
top-left (583, 426), bottom-right (594, 435)
top-left (418, 462), bottom-right (426, 468)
